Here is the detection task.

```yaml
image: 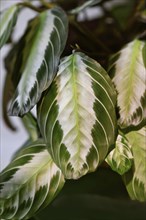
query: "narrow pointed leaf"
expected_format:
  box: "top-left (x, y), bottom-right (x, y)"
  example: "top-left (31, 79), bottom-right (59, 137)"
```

top-left (9, 7), bottom-right (68, 117)
top-left (69, 0), bottom-right (101, 14)
top-left (106, 134), bottom-right (133, 175)
top-left (109, 39), bottom-right (146, 131)
top-left (123, 127), bottom-right (146, 202)
top-left (0, 5), bottom-right (19, 48)
top-left (0, 140), bottom-right (65, 219)
top-left (37, 52), bottom-right (117, 179)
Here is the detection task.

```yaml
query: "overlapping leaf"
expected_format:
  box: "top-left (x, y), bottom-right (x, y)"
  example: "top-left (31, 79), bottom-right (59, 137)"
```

top-left (106, 134), bottom-right (133, 175)
top-left (9, 7), bottom-right (68, 117)
top-left (22, 112), bottom-right (39, 141)
top-left (0, 140), bottom-right (65, 219)
top-left (3, 38), bottom-right (28, 130)
top-left (108, 39), bottom-right (146, 131)
top-left (0, 5), bottom-right (19, 48)
top-left (123, 127), bottom-right (146, 202)
top-left (37, 52), bottom-right (117, 179)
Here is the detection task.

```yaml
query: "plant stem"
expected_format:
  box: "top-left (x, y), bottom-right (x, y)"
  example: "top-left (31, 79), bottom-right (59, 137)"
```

top-left (69, 18), bottom-right (111, 53)
top-left (40, 0), bottom-right (56, 9)
top-left (18, 2), bottom-right (43, 12)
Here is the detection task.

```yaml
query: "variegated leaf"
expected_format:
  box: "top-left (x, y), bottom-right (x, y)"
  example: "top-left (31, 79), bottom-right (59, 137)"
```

top-left (3, 37), bottom-right (29, 130)
top-left (106, 134), bottom-right (133, 175)
top-left (37, 52), bottom-right (117, 179)
top-left (9, 7), bottom-right (68, 117)
top-left (123, 127), bottom-right (146, 202)
top-left (0, 140), bottom-right (65, 219)
top-left (108, 39), bottom-right (146, 131)
top-left (0, 5), bottom-right (19, 48)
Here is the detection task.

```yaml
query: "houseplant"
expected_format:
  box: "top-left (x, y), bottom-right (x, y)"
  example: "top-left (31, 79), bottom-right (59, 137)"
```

top-left (0, 0), bottom-right (146, 219)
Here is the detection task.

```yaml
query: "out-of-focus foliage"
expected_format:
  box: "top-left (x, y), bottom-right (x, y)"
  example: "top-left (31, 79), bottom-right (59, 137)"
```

top-left (0, 0), bottom-right (146, 219)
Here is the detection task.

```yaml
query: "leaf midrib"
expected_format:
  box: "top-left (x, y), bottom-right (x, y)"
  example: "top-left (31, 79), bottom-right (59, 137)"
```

top-left (1, 150), bottom-right (52, 200)
top-left (71, 55), bottom-right (81, 161)
top-left (123, 40), bottom-right (141, 117)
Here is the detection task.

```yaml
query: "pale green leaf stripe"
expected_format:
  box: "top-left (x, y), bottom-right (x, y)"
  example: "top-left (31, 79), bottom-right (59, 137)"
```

top-left (123, 127), bottom-right (146, 202)
top-left (37, 52), bottom-right (117, 180)
top-left (0, 140), bottom-right (65, 219)
top-left (69, 0), bottom-right (101, 14)
top-left (109, 39), bottom-right (146, 130)
top-left (106, 134), bottom-right (133, 175)
top-left (9, 7), bottom-right (68, 117)
top-left (0, 5), bottom-right (18, 48)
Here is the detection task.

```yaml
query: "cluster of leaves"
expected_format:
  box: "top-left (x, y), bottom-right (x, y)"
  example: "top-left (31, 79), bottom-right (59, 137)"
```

top-left (0, 0), bottom-right (146, 219)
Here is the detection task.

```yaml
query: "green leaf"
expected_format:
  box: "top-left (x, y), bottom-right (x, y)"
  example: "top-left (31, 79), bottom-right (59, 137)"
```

top-left (123, 127), bottom-right (146, 202)
top-left (2, 40), bottom-right (24, 130)
top-left (22, 112), bottom-right (40, 141)
top-left (0, 5), bottom-right (19, 48)
top-left (109, 0), bottom-right (136, 30)
top-left (37, 52), bottom-right (117, 179)
top-left (36, 168), bottom-right (146, 220)
top-left (0, 140), bottom-right (65, 219)
top-left (109, 39), bottom-right (146, 131)
top-left (9, 7), bottom-right (68, 117)
top-left (106, 134), bottom-right (133, 175)
top-left (69, 0), bottom-right (101, 14)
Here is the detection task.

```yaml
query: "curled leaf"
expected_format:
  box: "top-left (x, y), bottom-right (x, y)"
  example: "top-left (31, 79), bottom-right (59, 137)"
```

top-left (106, 134), bottom-right (133, 175)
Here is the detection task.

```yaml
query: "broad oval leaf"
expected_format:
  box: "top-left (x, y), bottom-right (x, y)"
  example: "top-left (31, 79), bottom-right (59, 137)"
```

top-left (0, 140), bottom-right (65, 219)
top-left (109, 39), bottom-right (146, 131)
top-left (37, 52), bottom-right (117, 179)
top-left (0, 5), bottom-right (19, 48)
top-left (9, 7), bottom-right (68, 117)
top-left (106, 134), bottom-right (133, 175)
top-left (123, 127), bottom-right (146, 202)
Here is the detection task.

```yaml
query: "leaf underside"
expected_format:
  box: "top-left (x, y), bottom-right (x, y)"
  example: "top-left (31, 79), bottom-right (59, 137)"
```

top-left (8, 7), bottom-right (68, 117)
top-left (37, 52), bottom-right (117, 179)
top-left (0, 140), bottom-right (65, 219)
top-left (109, 39), bottom-right (146, 131)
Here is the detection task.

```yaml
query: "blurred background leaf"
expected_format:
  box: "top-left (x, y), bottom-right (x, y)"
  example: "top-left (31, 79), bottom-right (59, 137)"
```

top-left (36, 167), bottom-right (146, 220)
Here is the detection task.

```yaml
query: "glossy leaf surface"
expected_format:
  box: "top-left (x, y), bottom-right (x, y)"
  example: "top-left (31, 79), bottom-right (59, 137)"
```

top-left (109, 39), bottom-right (146, 131)
top-left (9, 7), bottom-right (68, 117)
top-left (0, 5), bottom-right (18, 48)
top-left (0, 140), bottom-right (65, 219)
top-left (106, 134), bottom-right (133, 175)
top-left (38, 52), bottom-right (117, 179)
